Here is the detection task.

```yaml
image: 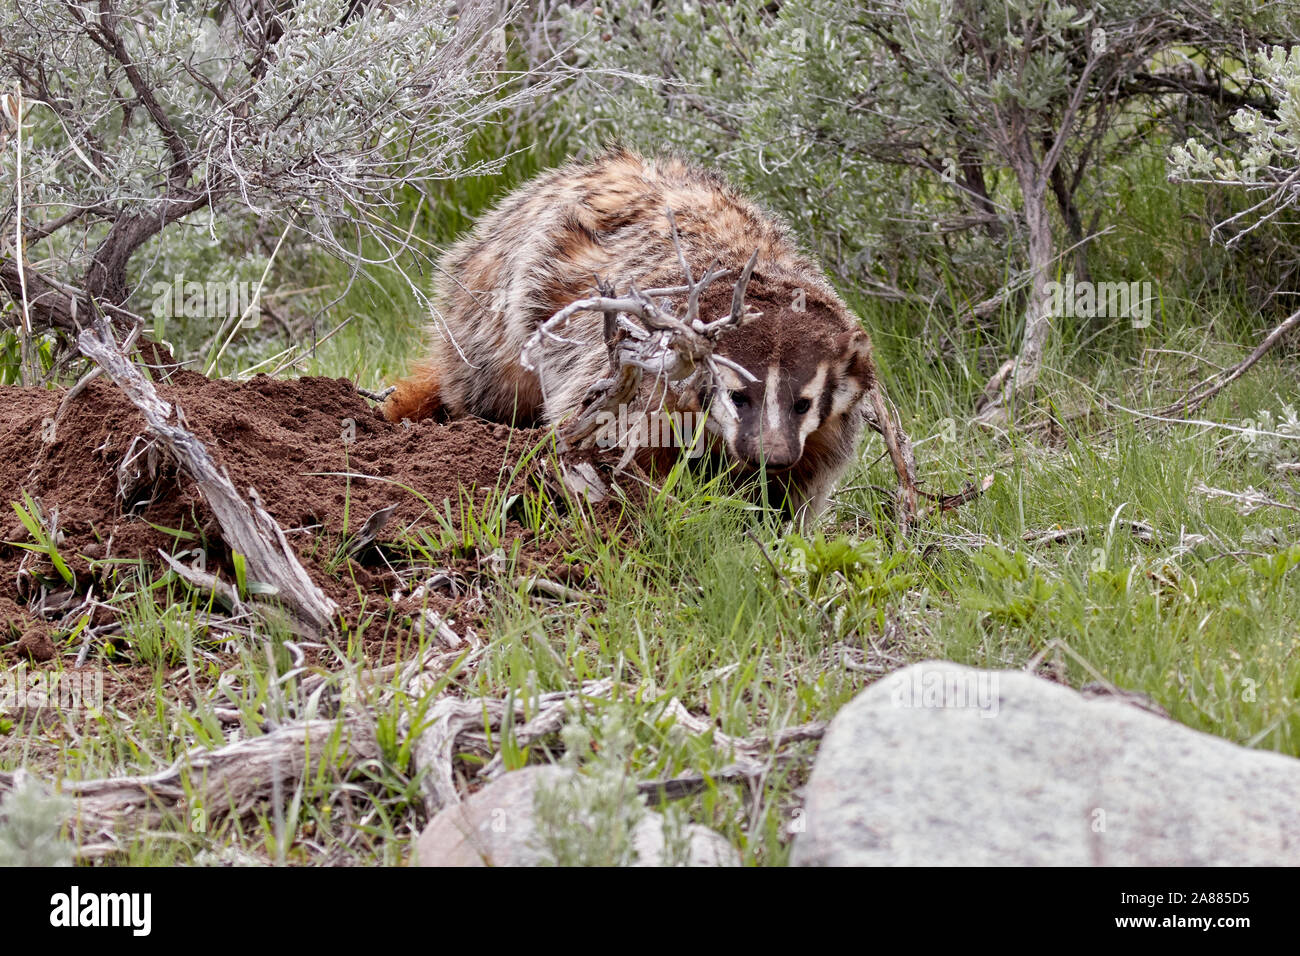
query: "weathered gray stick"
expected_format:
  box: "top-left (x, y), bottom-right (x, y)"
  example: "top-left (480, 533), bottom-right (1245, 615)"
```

top-left (0, 718), bottom-right (379, 856)
top-left (76, 320), bottom-right (339, 634)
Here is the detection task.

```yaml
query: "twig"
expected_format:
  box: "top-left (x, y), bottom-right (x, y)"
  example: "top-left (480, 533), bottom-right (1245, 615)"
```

top-left (867, 385), bottom-right (919, 533)
top-left (206, 219), bottom-right (292, 376)
top-left (1022, 520), bottom-right (1159, 546)
top-left (1152, 306), bottom-right (1300, 418)
top-left (917, 473), bottom-right (995, 517)
top-left (514, 575), bottom-right (598, 603)
top-left (1194, 482), bottom-right (1300, 515)
top-left (0, 718), bottom-right (380, 857)
top-left (522, 250), bottom-right (755, 460)
top-left (158, 550), bottom-right (247, 614)
top-left (411, 680), bottom-right (616, 813)
top-left (0, 665), bottom-right (825, 857)
top-left (357, 384), bottom-right (396, 404)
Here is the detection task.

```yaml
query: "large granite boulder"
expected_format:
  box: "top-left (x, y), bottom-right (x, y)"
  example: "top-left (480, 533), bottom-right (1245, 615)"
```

top-left (792, 661), bottom-right (1300, 865)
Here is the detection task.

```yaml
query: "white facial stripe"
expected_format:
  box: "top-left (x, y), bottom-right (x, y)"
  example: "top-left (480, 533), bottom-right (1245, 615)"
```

top-left (765, 364), bottom-right (782, 435)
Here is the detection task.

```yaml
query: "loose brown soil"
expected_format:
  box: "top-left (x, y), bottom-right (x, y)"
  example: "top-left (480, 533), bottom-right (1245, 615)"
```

top-left (0, 372), bottom-right (569, 671)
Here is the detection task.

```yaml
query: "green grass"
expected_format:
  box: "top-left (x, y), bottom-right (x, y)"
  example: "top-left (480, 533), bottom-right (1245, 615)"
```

top-left (3, 129), bottom-right (1299, 867)
top-left (5, 336), bottom-right (1296, 864)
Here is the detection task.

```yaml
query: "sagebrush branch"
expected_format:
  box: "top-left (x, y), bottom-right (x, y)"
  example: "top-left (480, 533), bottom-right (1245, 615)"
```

top-left (522, 247), bottom-right (763, 459)
top-left (524, 240), bottom-right (922, 531)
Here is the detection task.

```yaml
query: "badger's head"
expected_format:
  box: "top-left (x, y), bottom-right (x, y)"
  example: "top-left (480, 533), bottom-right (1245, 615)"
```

top-left (706, 292), bottom-right (876, 472)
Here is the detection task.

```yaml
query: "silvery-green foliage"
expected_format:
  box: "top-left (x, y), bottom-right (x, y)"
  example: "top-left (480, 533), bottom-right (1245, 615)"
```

top-left (552, 0), bottom-right (1277, 305)
top-left (530, 706), bottom-right (693, 867)
top-left (1170, 44), bottom-right (1300, 243)
top-left (0, 0), bottom-right (541, 313)
top-left (1235, 403), bottom-right (1300, 468)
top-left (531, 709), bottom-right (648, 866)
top-left (0, 774), bottom-right (74, 867)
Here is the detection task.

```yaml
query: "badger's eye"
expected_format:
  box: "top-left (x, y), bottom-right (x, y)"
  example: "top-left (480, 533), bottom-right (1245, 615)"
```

top-left (730, 391), bottom-right (751, 409)
top-left (792, 397), bottom-right (812, 415)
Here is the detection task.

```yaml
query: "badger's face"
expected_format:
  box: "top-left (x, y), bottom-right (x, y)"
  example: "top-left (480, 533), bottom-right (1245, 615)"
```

top-left (710, 304), bottom-right (875, 472)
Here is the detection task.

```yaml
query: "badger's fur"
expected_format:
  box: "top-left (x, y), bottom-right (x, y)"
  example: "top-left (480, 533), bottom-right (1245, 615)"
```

top-left (383, 147), bottom-right (880, 519)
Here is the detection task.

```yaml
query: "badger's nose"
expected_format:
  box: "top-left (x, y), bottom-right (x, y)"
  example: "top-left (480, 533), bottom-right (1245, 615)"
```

top-left (760, 456), bottom-right (798, 472)
top-left (751, 439), bottom-right (799, 471)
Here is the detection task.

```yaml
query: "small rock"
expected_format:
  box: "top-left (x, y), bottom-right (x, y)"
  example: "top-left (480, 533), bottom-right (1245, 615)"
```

top-left (792, 661), bottom-right (1300, 866)
top-left (414, 766), bottom-right (739, 867)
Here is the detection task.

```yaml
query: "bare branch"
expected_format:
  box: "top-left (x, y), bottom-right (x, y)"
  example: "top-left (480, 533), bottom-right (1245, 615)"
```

top-left (729, 247), bottom-right (760, 325)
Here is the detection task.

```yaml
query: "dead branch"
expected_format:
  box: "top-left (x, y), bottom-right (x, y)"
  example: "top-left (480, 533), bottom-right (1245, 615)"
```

top-left (1022, 520), bottom-right (1159, 546)
top-left (522, 218), bottom-right (761, 464)
top-left (514, 575), bottom-right (598, 603)
top-left (76, 320), bottom-right (339, 635)
top-left (413, 679), bottom-right (617, 814)
top-left (158, 550), bottom-right (247, 614)
top-left (356, 384), bottom-right (396, 404)
top-left (345, 503), bottom-right (401, 557)
top-left (657, 698), bottom-right (826, 755)
top-left (637, 764), bottom-right (765, 804)
top-left (1194, 482), bottom-right (1300, 515)
top-left (0, 717), bottom-right (380, 856)
top-left (1153, 306), bottom-right (1300, 418)
top-left (868, 386), bottom-right (919, 533)
top-left (0, 657), bottom-right (826, 858)
top-left (917, 473), bottom-right (995, 517)
top-left (0, 258), bottom-right (86, 336)
top-left (635, 707), bottom-right (827, 803)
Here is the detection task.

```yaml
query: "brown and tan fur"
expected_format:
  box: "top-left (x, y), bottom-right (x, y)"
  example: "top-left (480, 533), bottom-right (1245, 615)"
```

top-left (384, 147), bottom-right (880, 519)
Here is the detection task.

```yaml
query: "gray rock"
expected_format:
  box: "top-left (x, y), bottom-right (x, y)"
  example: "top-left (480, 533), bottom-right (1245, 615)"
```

top-left (415, 765), bottom-right (739, 867)
top-left (792, 661), bottom-right (1300, 866)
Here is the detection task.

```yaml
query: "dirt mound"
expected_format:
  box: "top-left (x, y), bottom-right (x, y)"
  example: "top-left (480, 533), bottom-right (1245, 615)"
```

top-left (0, 373), bottom-right (556, 666)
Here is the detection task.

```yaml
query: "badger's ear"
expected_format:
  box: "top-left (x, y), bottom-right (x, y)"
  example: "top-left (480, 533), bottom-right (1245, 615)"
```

top-left (836, 328), bottom-right (876, 387)
top-left (824, 329), bottom-right (876, 420)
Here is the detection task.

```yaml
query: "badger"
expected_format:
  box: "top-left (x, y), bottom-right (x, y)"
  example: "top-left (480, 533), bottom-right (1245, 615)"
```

top-left (383, 147), bottom-right (885, 520)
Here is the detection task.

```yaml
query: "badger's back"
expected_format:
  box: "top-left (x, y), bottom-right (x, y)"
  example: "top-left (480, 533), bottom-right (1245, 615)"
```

top-left (384, 148), bottom-right (854, 425)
